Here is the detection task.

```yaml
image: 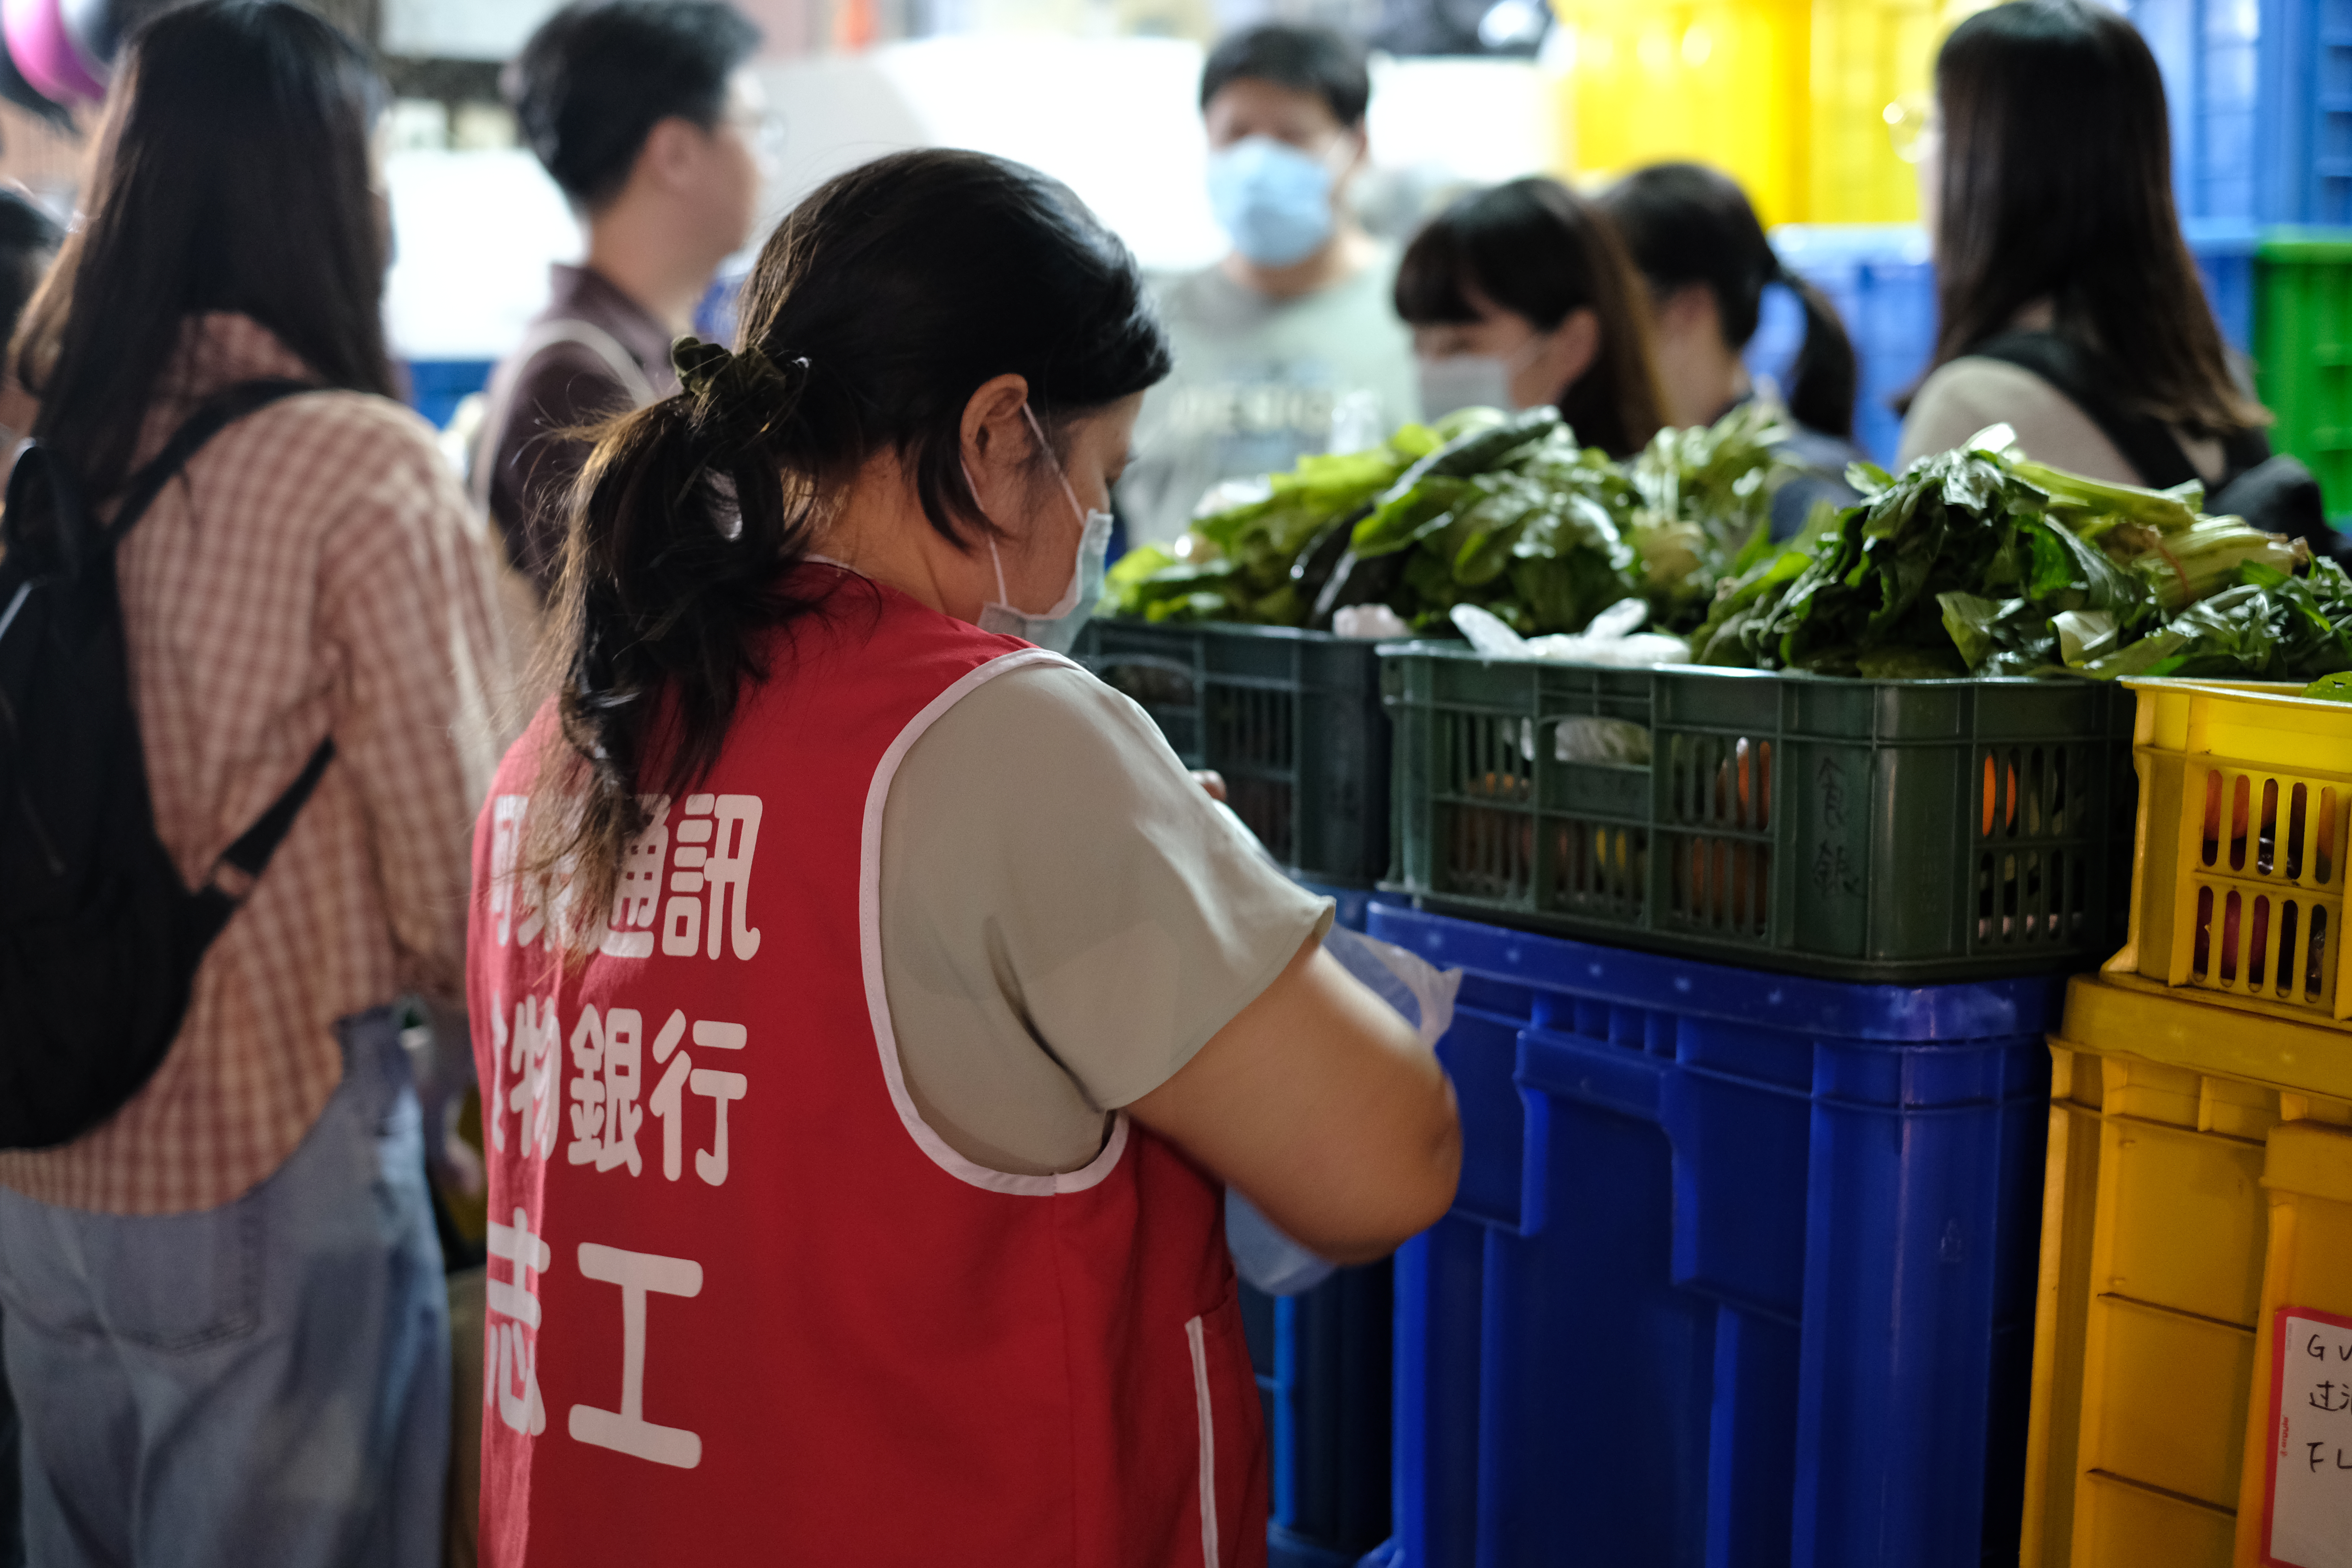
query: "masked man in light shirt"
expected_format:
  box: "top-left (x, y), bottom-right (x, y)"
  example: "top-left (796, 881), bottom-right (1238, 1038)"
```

top-left (1116, 24), bottom-right (1418, 556)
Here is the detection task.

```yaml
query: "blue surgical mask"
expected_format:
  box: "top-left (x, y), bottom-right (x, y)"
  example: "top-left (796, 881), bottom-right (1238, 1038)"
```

top-left (975, 406), bottom-right (1115, 654)
top-left (1207, 136), bottom-right (1338, 268)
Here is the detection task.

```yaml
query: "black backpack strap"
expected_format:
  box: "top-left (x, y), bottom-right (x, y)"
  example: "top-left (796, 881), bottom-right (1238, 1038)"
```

top-left (184, 736), bottom-right (337, 949)
top-left (109, 377), bottom-right (314, 544)
top-left (2, 379), bottom-right (314, 585)
top-left (1970, 331), bottom-right (2203, 490)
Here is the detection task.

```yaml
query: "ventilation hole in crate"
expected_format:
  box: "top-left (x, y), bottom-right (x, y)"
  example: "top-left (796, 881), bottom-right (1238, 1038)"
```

top-left (2024, 748), bottom-right (2046, 838)
top-left (2054, 746), bottom-right (2073, 836)
top-left (2258, 779), bottom-right (2280, 875)
top-left (1441, 803), bottom-right (1533, 902)
top-left (2277, 901), bottom-right (2302, 999)
top-left (2249, 894), bottom-right (2272, 989)
top-left (1446, 712), bottom-right (1531, 804)
top-left (2201, 770), bottom-right (2223, 866)
top-left (2308, 906), bottom-right (2331, 1003)
top-left (1550, 823), bottom-right (1645, 917)
top-left (2321, 789), bottom-right (2340, 888)
top-left (2230, 776), bottom-right (2251, 871)
top-left (2220, 890), bottom-right (2245, 982)
top-left (1211, 686), bottom-right (1295, 776)
top-left (2193, 884), bottom-right (2216, 979)
top-left (1227, 776), bottom-right (1293, 868)
top-left (1677, 834), bottom-right (1768, 934)
top-left (2289, 784), bottom-right (2310, 880)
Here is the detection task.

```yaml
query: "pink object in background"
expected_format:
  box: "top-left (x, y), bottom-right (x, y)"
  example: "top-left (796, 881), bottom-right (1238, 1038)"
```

top-left (3, 0), bottom-right (104, 104)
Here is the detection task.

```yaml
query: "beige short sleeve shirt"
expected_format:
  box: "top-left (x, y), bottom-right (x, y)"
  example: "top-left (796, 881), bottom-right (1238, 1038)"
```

top-left (877, 662), bottom-right (1334, 1176)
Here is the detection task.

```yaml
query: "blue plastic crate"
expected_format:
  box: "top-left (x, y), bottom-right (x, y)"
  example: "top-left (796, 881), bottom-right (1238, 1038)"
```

top-left (1370, 906), bottom-right (2057, 1568)
top-left (402, 358), bottom-right (494, 431)
top-left (1764, 225), bottom-right (1936, 469)
top-left (1761, 222), bottom-right (2257, 466)
top-left (2124, 0), bottom-right (2352, 225)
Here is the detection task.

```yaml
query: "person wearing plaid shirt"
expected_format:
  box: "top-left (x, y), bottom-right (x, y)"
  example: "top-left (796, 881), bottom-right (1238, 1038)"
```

top-left (0, 8), bottom-right (508, 1566)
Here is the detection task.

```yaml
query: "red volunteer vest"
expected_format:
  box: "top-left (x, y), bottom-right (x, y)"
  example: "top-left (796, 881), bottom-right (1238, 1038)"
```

top-left (464, 575), bottom-right (1266, 1566)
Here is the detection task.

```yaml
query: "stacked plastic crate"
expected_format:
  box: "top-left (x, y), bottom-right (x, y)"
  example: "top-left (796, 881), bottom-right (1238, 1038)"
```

top-left (2020, 678), bottom-right (2352, 1567)
top-left (1361, 649), bottom-right (2142, 1568)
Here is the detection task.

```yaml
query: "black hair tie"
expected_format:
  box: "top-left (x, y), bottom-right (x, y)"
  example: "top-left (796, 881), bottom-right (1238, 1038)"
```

top-left (669, 335), bottom-right (810, 450)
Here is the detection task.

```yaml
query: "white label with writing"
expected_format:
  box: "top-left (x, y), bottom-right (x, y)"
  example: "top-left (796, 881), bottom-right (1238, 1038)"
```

top-left (2268, 1308), bottom-right (2352, 1568)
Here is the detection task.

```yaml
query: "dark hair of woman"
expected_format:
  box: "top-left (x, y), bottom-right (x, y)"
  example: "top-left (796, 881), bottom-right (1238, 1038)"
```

top-left (0, 189), bottom-right (60, 346)
top-left (1923, 0), bottom-right (2262, 432)
top-left (1393, 176), bottom-right (1666, 459)
top-left (11, 0), bottom-right (394, 501)
top-left (533, 148), bottom-right (1171, 934)
top-left (1599, 161), bottom-right (1860, 440)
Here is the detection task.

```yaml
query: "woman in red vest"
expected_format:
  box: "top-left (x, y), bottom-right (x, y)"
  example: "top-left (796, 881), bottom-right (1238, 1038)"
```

top-left (465, 147), bottom-right (1461, 1566)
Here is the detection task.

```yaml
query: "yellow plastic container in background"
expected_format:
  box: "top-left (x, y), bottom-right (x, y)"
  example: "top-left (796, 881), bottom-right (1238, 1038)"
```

top-left (1551, 0), bottom-right (1993, 224)
top-left (2022, 973), bottom-right (2352, 1567)
top-left (1551, 0), bottom-right (1810, 223)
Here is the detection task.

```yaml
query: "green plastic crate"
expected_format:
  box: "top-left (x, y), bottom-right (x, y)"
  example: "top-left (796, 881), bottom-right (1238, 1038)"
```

top-left (1380, 647), bottom-right (2139, 983)
top-left (2254, 229), bottom-right (2352, 522)
top-left (1074, 620), bottom-right (1390, 888)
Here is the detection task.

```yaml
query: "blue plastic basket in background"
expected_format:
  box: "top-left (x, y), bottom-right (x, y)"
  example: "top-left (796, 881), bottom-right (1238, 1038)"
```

top-left (1368, 905), bottom-right (2057, 1568)
top-left (1756, 221), bottom-right (2261, 469)
top-left (2122, 0), bottom-right (2352, 226)
top-left (402, 358), bottom-right (495, 431)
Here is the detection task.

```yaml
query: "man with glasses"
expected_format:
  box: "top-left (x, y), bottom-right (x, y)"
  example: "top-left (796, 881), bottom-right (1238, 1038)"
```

top-left (478, 0), bottom-right (770, 598)
top-left (1117, 24), bottom-right (1419, 554)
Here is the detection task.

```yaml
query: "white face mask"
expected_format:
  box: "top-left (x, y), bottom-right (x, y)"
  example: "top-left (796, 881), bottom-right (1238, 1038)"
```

top-left (973, 406), bottom-right (1115, 654)
top-left (1415, 336), bottom-right (1549, 423)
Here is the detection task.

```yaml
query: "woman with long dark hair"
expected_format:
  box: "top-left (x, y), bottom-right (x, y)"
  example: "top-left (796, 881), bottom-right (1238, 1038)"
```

top-left (469, 147), bottom-right (1458, 1562)
top-left (1896, 0), bottom-right (2269, 484)
top-left (0, 3), bottom-right (506, 1565)
top-left (1599, 161), bottom-right (1867, 537)
top-left (1393, 175), bottom-right (1667, 458)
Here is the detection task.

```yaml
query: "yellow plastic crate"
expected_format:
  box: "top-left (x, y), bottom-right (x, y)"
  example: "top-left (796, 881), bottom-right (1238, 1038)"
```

top-left (2022, 974), bottom-right (2352, 1568)
top-left (1550, 0), bottom-right (1991, 224)
top-left (1552, 0), bottom-right (1810, 224)
top-left (2109, 678), bottom-right (2352, 1029)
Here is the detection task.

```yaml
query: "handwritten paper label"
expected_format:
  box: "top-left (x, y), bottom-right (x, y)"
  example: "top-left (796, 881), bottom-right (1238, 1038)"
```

top-left (2266, 1307), bottom-right (2352, 1568)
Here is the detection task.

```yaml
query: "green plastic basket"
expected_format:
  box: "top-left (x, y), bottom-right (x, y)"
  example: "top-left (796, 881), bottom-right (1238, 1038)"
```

top-left (2254, 229), bottom-right (2352, 524)
top-left (1380, 646), bottom-right (2139, 983)
top-left (1074, 620), bottom-right (1390, 888)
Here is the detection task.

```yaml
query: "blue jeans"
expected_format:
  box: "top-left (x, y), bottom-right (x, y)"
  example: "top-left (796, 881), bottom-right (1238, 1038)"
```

top-left (0, 1007), bottom-right (450, 1568)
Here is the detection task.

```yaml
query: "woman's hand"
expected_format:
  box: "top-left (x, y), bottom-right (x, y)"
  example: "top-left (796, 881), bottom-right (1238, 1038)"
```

top-left (1126, 931), bottom-right (1461, 1264)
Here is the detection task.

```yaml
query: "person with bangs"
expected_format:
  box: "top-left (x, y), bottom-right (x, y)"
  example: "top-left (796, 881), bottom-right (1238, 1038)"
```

top-left (1599, 161), bottom-right (1870, 538)
top-left (1393, 175), bottom-right (1667, 459)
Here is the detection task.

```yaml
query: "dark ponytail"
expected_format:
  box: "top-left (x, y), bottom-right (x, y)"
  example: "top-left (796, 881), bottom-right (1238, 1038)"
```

top-left (529, 149), bottom-right (1171, 946)
top-left (1598, 161), bottom-right (1861, 441)
top-left (1777, 273), bottom-right (1859, 440)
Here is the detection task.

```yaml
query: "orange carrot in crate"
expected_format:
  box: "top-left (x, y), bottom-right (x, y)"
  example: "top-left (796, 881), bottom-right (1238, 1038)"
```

top-left (1981, 756), bottom-right (2020, 837)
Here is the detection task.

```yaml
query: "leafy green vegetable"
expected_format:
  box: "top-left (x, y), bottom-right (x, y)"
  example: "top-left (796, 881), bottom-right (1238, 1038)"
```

top-left (1691, 433), bottom-right (2316, 681)
top-left (1621, 402), bottom-right (1796, 625)
top-left (2085, 559), bottom-right (2352, 681)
